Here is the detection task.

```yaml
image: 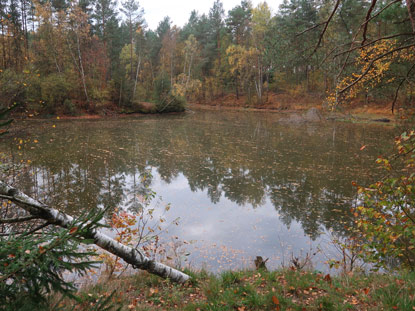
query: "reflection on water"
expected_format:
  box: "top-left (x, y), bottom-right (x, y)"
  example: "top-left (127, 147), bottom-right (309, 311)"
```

top-left (4, 111), bottom-right (396, 271)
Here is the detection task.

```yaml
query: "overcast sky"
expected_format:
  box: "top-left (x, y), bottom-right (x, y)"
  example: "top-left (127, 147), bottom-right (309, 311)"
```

top-left (138, 0), bottom-right (284, 30)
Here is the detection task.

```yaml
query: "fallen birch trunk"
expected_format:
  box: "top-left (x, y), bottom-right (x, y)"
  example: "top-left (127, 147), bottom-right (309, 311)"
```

top-left (0, 181), bottom-right (190, 283)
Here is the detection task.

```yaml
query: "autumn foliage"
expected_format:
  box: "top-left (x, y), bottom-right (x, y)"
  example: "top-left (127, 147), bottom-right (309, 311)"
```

top-left (1, 0), bottom-right (414, 114)
top-left (355, 131), bottom-right (415, 270)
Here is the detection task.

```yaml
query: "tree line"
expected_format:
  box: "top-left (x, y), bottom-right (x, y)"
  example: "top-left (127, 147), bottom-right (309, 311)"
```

top-left (0, 0), bottom-right (414, 114)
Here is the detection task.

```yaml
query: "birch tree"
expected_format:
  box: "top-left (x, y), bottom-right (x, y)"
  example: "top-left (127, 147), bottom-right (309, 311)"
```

top-left (252, 2), bottom-right (271, 104)
top-left (0, 181), bottom-right (190, 283)
top-left (120, 0), bottom-right (143, 81)
top-left (66, 4), bottom-right (90, 103)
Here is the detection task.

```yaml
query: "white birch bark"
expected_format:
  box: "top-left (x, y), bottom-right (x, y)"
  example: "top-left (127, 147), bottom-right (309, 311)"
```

top-left (0, 181), bottom-right (190, 283)
top-left (75, 28), bottom-right (89, 103)
top-left (132, 55), bottom-right (141, 100)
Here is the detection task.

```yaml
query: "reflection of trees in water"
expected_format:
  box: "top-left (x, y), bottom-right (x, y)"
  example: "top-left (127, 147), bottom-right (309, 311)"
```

top-left (5, 113), bottom-right (394, 239)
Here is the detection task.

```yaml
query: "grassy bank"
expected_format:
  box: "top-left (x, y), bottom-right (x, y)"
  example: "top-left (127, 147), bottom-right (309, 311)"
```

top-left (68, 269), bottom-right (415, 311)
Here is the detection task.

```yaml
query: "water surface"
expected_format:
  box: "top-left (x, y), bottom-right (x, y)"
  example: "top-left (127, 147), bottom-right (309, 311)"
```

top-left (3, 111), bottom-right (397, 271)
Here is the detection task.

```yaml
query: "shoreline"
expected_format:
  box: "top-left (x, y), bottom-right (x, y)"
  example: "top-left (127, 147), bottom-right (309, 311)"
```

top-left (188, 103), bottom-right (396, 124)
top-left (11, 102), bottom-right (397, 125)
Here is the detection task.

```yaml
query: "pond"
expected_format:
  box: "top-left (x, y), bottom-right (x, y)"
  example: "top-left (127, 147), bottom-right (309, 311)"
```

top-left (3, 110), bottom-right (397, 272)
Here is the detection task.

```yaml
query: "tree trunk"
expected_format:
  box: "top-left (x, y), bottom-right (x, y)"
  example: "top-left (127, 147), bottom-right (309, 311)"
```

top-left (255, 55), bottom-right (263, 105)
top-left (133, 55), bottom-right (141, 100)
top-left (406, 0), bottom-right (415, 32)
top-left (1, 17), bottom-right (5, 68)
top-left (75, 30), bottom-right (89, 103)
top-left (185, 53), bottom-right (193, 89)
top-left (235, 76), bottom-right (239, 100)
top-left (130, 17), bottom-right (133, 81)
top-left (0, 181), bottom-right (190, 284)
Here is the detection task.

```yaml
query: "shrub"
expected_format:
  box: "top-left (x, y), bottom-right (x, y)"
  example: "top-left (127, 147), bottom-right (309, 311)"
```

top-left (63, 99), bottom-right (78, 115)
top-left (153, 71), bottom-right (171, 103)
top-left (0, 70), bottom-right (26, 109)
top-left (40, 74), bottom-right (73, 114)
top-left (156, 94), bottom-right (186, 113)
top-left (355, 131), bottom-right (415, 270)
top-left (25, 74), bottom-right (43, 111)
top-left (152, 72), bottom-right (186, 113)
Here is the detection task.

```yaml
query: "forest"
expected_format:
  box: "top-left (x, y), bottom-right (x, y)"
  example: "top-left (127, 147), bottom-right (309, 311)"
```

top-left (0, 0), bottom-right (414, 115)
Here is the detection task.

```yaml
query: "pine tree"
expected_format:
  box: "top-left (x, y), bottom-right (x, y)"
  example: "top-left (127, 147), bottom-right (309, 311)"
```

top-left (120, 0), bottom-right (144, 80)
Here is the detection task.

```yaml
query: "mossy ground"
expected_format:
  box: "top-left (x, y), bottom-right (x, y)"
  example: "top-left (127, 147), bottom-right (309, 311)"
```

top-left (63, 269), bottom-right (415, 311)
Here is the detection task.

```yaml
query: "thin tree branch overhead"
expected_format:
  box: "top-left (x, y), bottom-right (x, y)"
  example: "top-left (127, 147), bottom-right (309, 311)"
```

top-left (362, 0), bottom-right (378, 46)
top-left (297, 0), bottom-right (341, 56)
top-left (406, 0), bottom-right (415, 31)
top-left (339, 43), bottom-right (415, 94)
top-left (392, 62), bottom-right (415, 112)
top-left (334, 33), bottom-right (414, 58)
top-left (0, 181), bottom-right (190, 284)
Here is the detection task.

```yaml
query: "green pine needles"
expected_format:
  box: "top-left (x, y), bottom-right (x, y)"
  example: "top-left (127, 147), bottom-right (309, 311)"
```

top-left (0, 210), bottom-right (107, 310)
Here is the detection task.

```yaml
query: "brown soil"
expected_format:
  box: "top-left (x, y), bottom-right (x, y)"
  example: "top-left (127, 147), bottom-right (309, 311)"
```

top-left (58, 114), bottom-right (102, 120)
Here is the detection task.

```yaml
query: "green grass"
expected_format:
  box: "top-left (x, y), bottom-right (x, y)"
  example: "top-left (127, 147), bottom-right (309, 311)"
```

top-left (62, 269), bottom-right (415, 311)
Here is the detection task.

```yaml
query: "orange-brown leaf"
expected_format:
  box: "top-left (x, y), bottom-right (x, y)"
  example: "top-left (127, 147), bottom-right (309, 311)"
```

top-left (324, 274), bottom-right (332, 283)
top-left (272, 296), bottom-right (280, 311)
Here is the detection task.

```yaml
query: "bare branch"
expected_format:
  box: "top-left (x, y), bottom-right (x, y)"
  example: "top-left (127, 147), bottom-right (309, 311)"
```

top-left (392, 62), bottom-right (415, 113)
top-left (295, 0), bottom-right (341, 60)
top-left (362, 0), bottom-right (379, 46)
top-left (21, 222), bottom-right (51, 236)
top-left (313, 0), bottom-right (341, 55)
top-left (334, 33), bottom-right (414, 58)
top-left (297, 0), bottom-right (341, 39)
top-left (335, 0), bottom-right (403, 79)
top-left (317, 40), bottom-right (362, 69)
top-left (0, 232), bottom-right (43, 237)
top-left (406, 0), bottom-right (415, 32)
top-left (0, 194), bottom-right (13, 201)
top-left (365, 0), bottom-right (403, 28)
top-left (296, 21), bottom-right (326, 37)
top-left (0, 216), bottom-right (39, 224)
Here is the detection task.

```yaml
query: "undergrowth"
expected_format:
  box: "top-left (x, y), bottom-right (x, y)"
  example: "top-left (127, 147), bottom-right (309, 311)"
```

top-left (59, 269), bottom-right (415, 311)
